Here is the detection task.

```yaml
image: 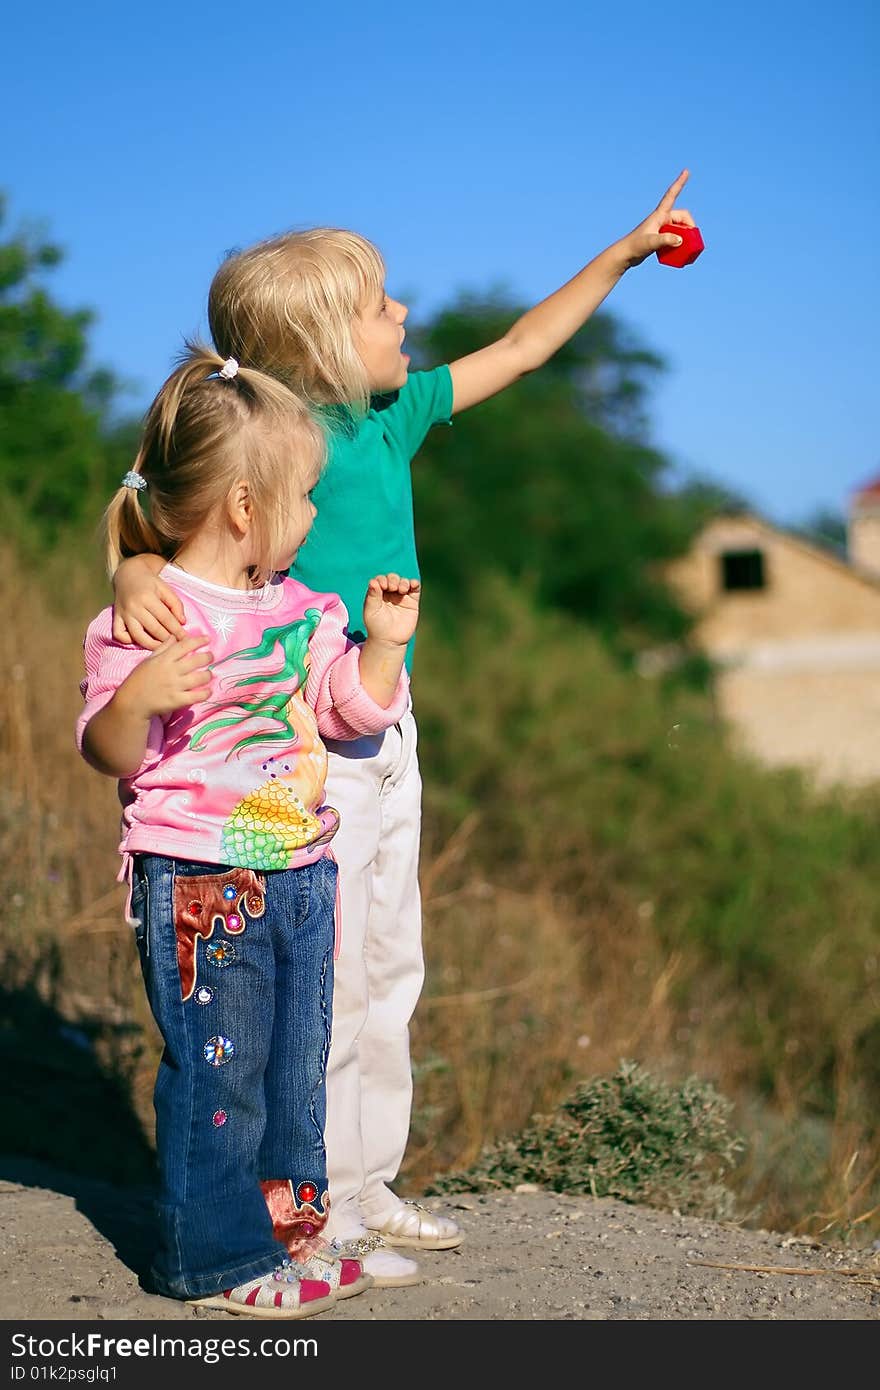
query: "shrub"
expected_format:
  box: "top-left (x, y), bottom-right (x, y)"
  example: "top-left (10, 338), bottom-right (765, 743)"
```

top-left (428, 1060), bottom-right (745, 1221)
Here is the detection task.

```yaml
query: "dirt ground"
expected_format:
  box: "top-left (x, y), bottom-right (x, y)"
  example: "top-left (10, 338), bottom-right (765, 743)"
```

top-left (1, 1157), bottom-right (878, 1323)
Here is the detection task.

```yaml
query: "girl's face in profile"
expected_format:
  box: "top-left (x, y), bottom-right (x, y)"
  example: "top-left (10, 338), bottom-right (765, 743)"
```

top-left (275, 459), bottom-right (320, 572)
top-left (353, 289), bottom-right (410, 392)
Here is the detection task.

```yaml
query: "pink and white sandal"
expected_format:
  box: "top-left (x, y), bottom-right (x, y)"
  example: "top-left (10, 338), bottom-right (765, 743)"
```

top-left (292, 1240), bottom-right (373, 1299)
top-left (189, 1260), bottom-right (334, 1318)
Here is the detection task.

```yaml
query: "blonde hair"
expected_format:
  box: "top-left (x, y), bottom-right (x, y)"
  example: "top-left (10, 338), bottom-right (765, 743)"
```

top-left (104, 343), bottom-right (325, 585)
top-left (208, 229), bottom-right (386, 414)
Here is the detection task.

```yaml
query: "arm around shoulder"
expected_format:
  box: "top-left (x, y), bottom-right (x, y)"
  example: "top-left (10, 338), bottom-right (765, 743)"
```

top-left (112, 553), bottom-right (187, 648)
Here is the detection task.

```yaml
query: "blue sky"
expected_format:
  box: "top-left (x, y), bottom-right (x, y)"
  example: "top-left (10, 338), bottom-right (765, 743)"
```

top-left (5, 0), bottom-right (877, 525)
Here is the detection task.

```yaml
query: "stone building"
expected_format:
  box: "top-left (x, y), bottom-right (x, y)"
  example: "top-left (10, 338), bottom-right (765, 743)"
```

top-left (662, 479), bottom-right (880, 788)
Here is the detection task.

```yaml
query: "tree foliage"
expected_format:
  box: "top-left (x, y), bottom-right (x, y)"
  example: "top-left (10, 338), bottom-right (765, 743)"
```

top-left (795, 507), bottom-right (848, 555)
top-left (410, 293), bottom-right (717, 651)
top-left (0, 195), bottom-right (135, 542)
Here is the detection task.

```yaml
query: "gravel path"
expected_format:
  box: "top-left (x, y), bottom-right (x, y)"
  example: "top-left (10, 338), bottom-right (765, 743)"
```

top-left (1, 1158), bottom-right (878, 1322)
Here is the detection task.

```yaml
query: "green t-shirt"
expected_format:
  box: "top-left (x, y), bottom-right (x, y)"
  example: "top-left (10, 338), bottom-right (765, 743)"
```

top-left (292, 366), bottom-right (453, 671)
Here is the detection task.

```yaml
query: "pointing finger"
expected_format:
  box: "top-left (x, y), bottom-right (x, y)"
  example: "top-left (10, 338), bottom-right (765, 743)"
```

top-left (658, 168), bottom-right (690, 212)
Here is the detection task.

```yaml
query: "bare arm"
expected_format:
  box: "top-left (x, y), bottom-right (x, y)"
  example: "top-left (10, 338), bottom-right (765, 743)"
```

top-left (357, 575), bottom-right (420, 707)
top-left (449, 170), bottom-right (695, 414)
top-left (82, 635), bottom-right (213, 777)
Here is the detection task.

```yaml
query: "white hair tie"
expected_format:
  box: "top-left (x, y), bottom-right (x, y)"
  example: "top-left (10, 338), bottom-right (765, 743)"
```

top-left (121, 470), bottom-right (147, 491)
top-left (218, 357), bottom-right (239, 380)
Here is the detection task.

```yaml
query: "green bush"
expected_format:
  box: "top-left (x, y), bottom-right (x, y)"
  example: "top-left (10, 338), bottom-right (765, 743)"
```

top-left (415, 581), bottom-right (880, 1123)
top-left (428, 1060), bottom-right (745, 1220)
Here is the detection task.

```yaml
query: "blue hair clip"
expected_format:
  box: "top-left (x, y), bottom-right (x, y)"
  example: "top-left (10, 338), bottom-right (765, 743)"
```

top-left (121, 470), bottom-right (147, 491)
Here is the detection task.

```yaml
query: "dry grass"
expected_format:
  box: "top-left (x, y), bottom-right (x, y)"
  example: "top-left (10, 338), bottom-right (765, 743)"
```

top-left (0, 546), bottom-right (160, 1178)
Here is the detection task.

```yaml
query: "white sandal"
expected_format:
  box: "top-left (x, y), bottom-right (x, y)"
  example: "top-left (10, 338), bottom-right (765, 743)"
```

top-left (366, 1200), bottom-right (463, 1251)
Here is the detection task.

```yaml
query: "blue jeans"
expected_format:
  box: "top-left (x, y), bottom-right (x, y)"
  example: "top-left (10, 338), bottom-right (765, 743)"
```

top-left (130, 853), bottom-right (337, 1299)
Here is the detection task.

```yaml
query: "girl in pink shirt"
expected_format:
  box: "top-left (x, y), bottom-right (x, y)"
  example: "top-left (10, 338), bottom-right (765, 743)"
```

top-left (77, 345), bottom-right (419, 1317)
top-left (107, 170), bottom-right (697, 1284)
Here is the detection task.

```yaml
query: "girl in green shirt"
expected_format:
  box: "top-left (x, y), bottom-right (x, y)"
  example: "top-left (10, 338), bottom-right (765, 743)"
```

top-left (113, 170), bottom-right (697, 1286)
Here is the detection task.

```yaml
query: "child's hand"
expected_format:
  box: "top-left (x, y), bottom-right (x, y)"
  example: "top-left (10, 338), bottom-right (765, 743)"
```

top-left (119, 634), bottom-right (214, 720)
top-left (82, 633), bottom-right (214, 778)
top-left (112, 556), bottom-right (187, 649)
top-left (362, 574), bottom-right (421, 647)
top-left (619, 169), bottom-right (696, 268)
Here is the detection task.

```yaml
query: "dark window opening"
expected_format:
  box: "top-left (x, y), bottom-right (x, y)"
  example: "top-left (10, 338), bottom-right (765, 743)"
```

top-left (720, 549), bottom-right (766, 592)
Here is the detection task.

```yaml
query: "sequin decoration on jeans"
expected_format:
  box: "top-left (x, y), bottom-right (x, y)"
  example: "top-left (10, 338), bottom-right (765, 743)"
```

top-left (173, 867), bottom-right (266, 1001)
top-left (204, 1035), bottom-right (235, 1066)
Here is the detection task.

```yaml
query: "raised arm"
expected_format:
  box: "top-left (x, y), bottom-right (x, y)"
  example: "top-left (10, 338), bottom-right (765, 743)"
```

top-left (357, 574), bottom-right (420, 707)
top-left (448, 170), bottom-right (694, 414)
top-left (306, 578), bottom-right (419, 741)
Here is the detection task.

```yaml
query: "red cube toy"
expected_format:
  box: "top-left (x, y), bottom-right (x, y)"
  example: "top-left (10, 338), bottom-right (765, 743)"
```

top-left (656, 223), bottom-right (705, 268)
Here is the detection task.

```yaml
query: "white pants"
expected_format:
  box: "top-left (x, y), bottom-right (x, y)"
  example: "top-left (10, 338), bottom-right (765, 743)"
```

top-left (322, 707), bottom-right (425, 1238)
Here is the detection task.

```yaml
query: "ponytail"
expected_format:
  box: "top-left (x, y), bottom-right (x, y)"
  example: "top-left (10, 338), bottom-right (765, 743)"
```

top-left (104, 458), bottom-right (168, 578)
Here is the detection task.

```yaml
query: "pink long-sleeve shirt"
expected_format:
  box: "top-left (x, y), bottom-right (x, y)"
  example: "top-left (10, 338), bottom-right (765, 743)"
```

top-left (77, 565), bottom-right (409, 871)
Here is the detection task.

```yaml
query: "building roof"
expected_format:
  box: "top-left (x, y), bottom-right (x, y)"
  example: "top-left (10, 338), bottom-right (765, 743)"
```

top-left (852, 473), bottom-right (880, 499)
top-left (697, 510), bottom-right (880, 596)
